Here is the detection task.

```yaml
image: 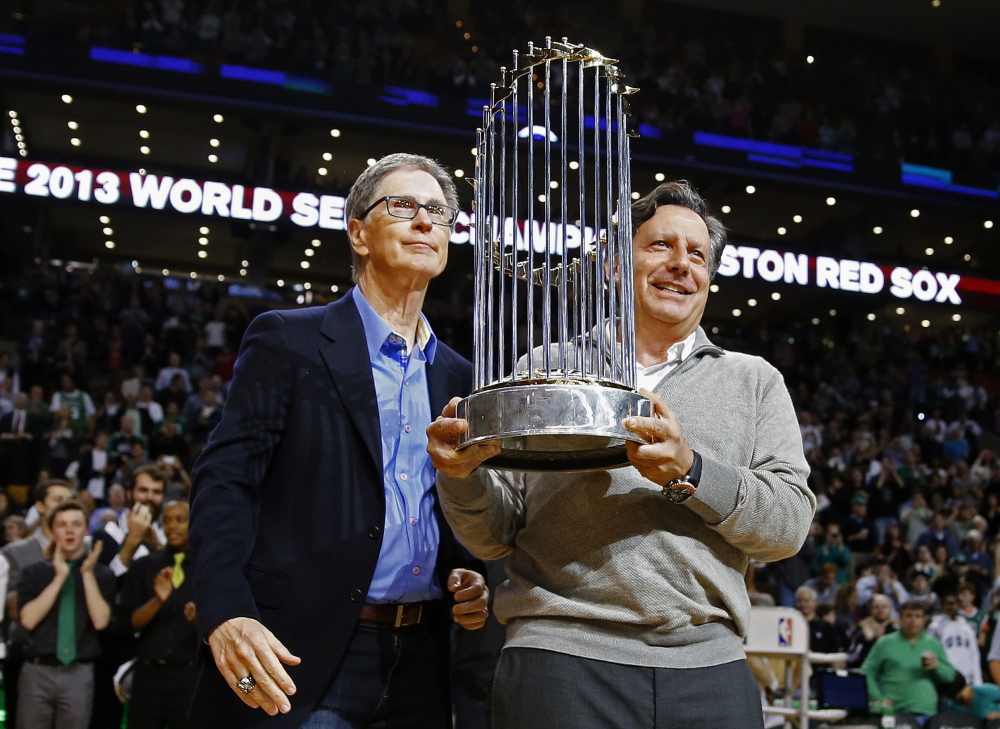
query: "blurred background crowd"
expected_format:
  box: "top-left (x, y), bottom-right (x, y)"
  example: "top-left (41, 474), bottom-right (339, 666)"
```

top-left (0, 0), bottom-right (999, 726)
top-left (17, 0), bottom-right (1000, 185)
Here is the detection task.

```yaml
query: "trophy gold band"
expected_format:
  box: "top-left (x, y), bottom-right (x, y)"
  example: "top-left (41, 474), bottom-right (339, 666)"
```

top-left (457, 37), bottom-right (652, 472)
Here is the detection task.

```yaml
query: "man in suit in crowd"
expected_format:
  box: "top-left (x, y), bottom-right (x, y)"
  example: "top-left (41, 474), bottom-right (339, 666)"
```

top-left (0, 392), bottom-right (43, 486)
top-left (190, 153), bottom-right (488, 729)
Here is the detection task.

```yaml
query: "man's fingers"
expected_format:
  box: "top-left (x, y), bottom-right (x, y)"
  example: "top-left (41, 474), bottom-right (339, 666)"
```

top-left (208, 618), bottom-right (298, 715)
top-left (625, 440), bottom-right (670, 464)
top-left (242, 670), bottom-right (284, 715)
top-left (215, 659), bottom-right (263, 710)
top-left (453, 594), bottom-right (489, 614)
top-left (441, 397), bottom-right (461, 419)
top-left (451, 583), bottom-right (487, 602)
top-left (265, 630), bottom-right (302, 672)
top-left (234, 642), bottom-right (289, 715)
top-left (637, 388), bottom-right (672, 418)
top-left (453, 605), bottom-right (489, 630)
top-left (428, 433), bottom-right (501, 478)
top-left (448, 568), bottom-right (485, 591)
top-left (623, 416), bottom-right (666, 443)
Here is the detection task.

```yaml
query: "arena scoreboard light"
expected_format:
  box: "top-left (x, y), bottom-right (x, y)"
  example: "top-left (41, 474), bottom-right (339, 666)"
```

top-left (3, 157), bottom-right (999, 307)
top-left (716, 244), bottom-right (1000, 307)
top-left (0, 156), bottom-right (348, 230)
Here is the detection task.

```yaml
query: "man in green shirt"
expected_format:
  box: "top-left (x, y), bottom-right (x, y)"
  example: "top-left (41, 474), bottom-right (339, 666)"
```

top-left (861, 599), bottom-right (956, 719)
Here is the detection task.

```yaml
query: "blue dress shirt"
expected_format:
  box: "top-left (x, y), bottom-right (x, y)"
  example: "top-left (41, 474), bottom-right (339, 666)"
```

top-left (353, 287), bottom-right (443, 604)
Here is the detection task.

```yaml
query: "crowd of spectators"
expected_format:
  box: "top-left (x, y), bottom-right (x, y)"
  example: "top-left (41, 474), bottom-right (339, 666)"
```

top-left (1, 256), bottom-right (999, 724)
top-left (11, 0), bottom-right (1000, 184)
top-left (736, 312), bottom-right (1000, 721)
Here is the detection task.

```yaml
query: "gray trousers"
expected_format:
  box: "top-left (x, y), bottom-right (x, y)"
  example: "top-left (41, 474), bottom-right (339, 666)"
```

top-left (490, 648), bottom-right (764, 729)
top-left (16, 661), bottom-right (94, 729)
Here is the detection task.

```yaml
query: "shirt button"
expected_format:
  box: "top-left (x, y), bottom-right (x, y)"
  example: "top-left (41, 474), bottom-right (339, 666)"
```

top-left (412, 567), bottom-right (420, 575)
top-left (410, 517), bottom-right (417, 525)
top-left (405, 380), bottom-right (410, 386)
top-left (399, 473), bottom-right (407, 480)
top-left (368, 526), bottom-right (381, 539)
top-left (404, 425), bottom-right (412, 433)
top-left (349, 589), bottom-right (363, 602)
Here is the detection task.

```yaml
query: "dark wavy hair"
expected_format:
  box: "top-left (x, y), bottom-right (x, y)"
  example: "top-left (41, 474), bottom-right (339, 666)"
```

top-left (630, 181), bottom-right (727, 279)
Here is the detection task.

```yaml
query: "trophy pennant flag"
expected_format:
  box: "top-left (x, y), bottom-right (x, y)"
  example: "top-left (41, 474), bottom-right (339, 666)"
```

top-left (457, 37), bottom-right (653, 472)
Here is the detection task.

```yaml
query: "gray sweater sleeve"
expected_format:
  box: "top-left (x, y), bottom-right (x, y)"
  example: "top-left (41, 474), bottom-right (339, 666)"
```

top-left (437, 467), bottom-right (526, 561)
top-left (683, 367), bottom-right (815, 562)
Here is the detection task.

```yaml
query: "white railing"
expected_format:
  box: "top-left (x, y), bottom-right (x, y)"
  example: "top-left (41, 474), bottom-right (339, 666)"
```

top-left (745, 606), bottom-right (850, 729)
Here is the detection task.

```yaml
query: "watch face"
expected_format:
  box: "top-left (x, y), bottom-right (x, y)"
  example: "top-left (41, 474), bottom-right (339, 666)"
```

top-left (666, 480), bottom-right (696, 503)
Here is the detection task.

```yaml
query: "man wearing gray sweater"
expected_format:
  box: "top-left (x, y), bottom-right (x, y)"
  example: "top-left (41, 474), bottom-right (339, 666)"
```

top-left (428, 181), bottom-right (816, 729)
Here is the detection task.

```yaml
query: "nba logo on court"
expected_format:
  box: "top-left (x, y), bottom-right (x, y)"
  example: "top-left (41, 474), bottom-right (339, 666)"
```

top-left (778, 618), bottom-right (793, 647)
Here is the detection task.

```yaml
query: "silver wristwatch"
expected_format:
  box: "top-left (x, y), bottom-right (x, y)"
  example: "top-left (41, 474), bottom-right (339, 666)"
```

top-left (662, 451), bottom-right (702, 503)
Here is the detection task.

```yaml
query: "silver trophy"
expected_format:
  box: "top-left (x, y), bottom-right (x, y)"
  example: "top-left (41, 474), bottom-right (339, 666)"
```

top-left (457, 37), bottom-right (652, 472)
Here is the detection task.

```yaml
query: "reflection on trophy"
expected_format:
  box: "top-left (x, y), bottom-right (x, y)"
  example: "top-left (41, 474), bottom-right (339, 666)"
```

top-left (457, 37), bottom-right (653, 472)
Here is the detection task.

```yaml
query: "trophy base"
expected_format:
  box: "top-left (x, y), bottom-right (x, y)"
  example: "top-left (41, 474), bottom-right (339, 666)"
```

top-left (456, 384), bottom-right (653, 472)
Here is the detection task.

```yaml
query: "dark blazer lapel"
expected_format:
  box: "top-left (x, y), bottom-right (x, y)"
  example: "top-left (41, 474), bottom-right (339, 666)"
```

top-left (318, 293), bottom-right (382, 469)
top-left (426, 355), bottom-right (456, 421)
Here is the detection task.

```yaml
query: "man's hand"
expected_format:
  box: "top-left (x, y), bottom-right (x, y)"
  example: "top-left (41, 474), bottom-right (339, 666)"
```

top-left (426, 398), bottom-right (500, 479)
top-left (921, 651), bottom-right (939, 671)
top-left (184, 601), bottom-right (196, 624)
top-left (207, 617), bottom-right (301, 716)
top-left (448, 568), bottom-right (489, 630)
top-left (79, 540), bottom-right (103, 574)
top-left (53, 548), bottom-right (70, 581)
top-left (623, 389), bottom-right (694, 486)
top-left (153, 567), bottom-right (173, 602)
top-left (125, 503), bottom-right (153, 543)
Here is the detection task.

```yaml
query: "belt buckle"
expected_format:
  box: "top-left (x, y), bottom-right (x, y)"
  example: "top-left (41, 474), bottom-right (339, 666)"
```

top-left (394, 603), bottom-right (422, 628)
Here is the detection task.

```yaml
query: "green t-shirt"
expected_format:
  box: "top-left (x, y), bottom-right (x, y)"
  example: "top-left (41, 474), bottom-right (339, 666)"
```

top-left (860, 629), bottom-right (956, 716)
top-left (59, 390), bottom-right (89, 433)
top-left (811, 544), bottom-right (852, 584)
top-left (958, 606), bottom-right (988, 638)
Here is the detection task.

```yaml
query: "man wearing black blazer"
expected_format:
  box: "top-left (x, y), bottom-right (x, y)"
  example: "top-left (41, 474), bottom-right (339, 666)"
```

top-left (0, 392), bottom-right (43, 486)
top-left (189, 153), bottom-right (489, 729)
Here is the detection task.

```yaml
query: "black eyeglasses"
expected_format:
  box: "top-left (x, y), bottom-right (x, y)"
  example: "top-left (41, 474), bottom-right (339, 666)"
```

top-left (360, 196), bottom-right (459, 227)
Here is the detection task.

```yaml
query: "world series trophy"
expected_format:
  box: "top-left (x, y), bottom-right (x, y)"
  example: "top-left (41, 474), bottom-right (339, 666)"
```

top-left (456, 37), bottom-right (653, 472)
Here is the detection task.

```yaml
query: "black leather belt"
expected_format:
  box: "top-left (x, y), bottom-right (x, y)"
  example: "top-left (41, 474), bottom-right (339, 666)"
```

top-left (359, 601), bottom-right (434, 627)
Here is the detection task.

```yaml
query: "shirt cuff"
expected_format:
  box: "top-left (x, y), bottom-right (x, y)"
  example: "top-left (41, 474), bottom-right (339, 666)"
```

top-left (109, 554), bottom-right (129, 577)
top-left (436, 470), bottom-right (496, 510)
top-left (682, 455), bottom-right (741, 525)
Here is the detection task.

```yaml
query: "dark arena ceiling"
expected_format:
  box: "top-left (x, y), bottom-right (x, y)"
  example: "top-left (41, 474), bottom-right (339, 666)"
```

top-left (0, 0), bottom-right (997, 336)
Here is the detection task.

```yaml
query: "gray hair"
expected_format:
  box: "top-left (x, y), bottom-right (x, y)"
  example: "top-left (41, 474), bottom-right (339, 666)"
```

top-left (630, 181), bottom-right (727, 279)
top-left (344, 153), bottom-right (459, 284)
top-left (795, 585), bottom-right (818, 601)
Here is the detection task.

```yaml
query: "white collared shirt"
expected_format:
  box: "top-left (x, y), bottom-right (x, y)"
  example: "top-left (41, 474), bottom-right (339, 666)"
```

top-left (635, 330), bottom-right (697, 393)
